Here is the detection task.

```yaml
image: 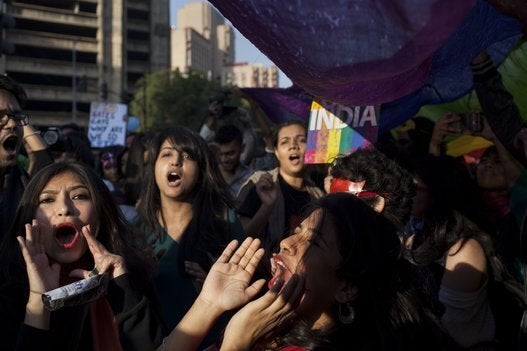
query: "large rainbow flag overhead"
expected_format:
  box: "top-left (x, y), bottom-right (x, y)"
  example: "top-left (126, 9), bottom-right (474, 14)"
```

top-left (305, 100), bottom-right (380, 164)
top-left (210, 0), bottom-right (523, 132)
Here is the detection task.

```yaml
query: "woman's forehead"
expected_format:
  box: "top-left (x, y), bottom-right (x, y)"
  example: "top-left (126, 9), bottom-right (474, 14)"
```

top-left (278, 124), bottom-right (305, 137)
top-left (46, 170), bottom-right (82, 184)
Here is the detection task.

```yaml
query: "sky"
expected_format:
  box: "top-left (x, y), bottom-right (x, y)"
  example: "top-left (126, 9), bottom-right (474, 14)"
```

top-left (170, 0), bottom-right (292, 88)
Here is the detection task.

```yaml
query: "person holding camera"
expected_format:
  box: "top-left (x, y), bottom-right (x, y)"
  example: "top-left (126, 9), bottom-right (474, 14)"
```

top-left (199, 92), bottom-right (234, 142)
top-left (428, 111), bottom-right (484, 157)
top-left (199, 91), bottom-right (258, 166)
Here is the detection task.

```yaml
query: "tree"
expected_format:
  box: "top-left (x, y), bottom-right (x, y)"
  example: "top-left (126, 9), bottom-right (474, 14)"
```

top-left (130, 69), bottom-right (224, 132)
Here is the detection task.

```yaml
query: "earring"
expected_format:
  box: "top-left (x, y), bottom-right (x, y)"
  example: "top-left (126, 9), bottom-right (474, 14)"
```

top-left (338, 302), bottom-right (356, 324)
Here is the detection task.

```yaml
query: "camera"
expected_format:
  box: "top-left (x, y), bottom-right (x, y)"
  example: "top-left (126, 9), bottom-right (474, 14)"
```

top-left (459, 111), bottom-right (483, 133)
top-left (42, 127), bottom-right (74, 153)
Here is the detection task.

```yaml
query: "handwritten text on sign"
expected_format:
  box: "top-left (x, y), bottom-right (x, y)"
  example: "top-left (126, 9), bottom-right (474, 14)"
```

top-left (88, 102), bottom-right (127, 148)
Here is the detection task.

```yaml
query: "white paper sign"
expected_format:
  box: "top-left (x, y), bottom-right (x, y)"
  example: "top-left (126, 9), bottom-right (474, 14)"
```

top-left (88, 102), bottom-right (127, 148)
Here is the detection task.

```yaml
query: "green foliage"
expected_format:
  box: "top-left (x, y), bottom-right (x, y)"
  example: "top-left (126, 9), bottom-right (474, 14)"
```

top-left (129, 69), bottom-right (224, 132)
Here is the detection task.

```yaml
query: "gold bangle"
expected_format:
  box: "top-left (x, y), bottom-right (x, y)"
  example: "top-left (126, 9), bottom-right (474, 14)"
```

top-left (23, 131), bottom-right (41, 141)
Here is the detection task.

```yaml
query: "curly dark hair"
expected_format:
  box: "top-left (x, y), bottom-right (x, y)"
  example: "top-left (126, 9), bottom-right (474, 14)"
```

top-left (329, 146), bottom-right (416, 229)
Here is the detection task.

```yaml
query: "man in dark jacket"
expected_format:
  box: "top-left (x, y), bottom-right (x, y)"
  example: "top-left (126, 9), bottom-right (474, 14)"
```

top-left (0, 75), bottom-right (51, 240)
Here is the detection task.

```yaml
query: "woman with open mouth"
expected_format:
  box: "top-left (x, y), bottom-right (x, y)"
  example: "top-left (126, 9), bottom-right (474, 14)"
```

top-left (160, 193), bottom-right (446, 351)
top-left (135, 126), bottom-right (245, 348)
top-left (237, 120), bottom-right (324, 263)
top-left (0, 162), bottom-right (164, 350)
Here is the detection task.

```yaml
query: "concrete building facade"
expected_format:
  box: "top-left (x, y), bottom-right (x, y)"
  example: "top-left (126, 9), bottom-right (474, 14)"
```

top-left (222, 62), bottom-right (279, 88)
top-left (170, 1), bottom-right (234, 83)
top-left (1, 0), bottom-right (170, 127)
top-left (172, 2), bottom-right (279, 88)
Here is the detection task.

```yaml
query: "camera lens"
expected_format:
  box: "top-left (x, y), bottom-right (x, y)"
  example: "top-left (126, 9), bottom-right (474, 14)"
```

top-left (43, 129), bottom-right (59, 146)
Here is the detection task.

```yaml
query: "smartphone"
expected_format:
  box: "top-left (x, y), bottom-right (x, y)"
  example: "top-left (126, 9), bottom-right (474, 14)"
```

top-left (461, 112), bottom-right (483, 133)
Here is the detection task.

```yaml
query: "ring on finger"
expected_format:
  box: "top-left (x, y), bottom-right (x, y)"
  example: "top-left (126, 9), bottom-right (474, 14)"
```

top-left (89, 267), bottom-right (99, 277)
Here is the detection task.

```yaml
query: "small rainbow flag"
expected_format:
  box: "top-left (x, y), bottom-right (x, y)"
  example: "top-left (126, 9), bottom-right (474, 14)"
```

top-left (305, 100), bottom-right (380, 164)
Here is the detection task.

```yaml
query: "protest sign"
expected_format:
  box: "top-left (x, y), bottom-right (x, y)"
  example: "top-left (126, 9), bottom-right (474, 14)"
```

top-left (305, 100), bottom-right (379, 164)
top-left (88, 102), bottom-right (127, 148)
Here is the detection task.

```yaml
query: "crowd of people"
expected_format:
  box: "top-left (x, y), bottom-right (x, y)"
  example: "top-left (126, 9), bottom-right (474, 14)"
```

top-left (0, 48), bottom-right (526, 351)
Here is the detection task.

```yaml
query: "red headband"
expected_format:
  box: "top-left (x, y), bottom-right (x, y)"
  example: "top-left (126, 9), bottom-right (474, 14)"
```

top-left (329, 178), bottom-right (389, 198)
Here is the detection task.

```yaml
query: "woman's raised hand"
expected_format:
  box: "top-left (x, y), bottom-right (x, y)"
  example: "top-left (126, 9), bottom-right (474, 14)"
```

top-left (17, 220), bottom-right (59, 329)
top-left (17, 220), bottom-right (60, 295)
top-left (255, 172), bottom-right (278, 207)
top-left (220, 274), bottom-right (305, 351)
top-left (429, 112), bottom-right (463, 156)
top-left (69, 225), bottom-right (127, 279)
top-left (198, 237), bottom-right (266, 313)
top-left (158, 238), bottom-right (265, 351)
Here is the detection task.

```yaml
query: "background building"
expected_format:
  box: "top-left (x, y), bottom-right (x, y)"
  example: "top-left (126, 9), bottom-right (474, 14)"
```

top-left (171, 1), bottom-right (277, 87)
top-left (171, 1), bottom-right (234, 83)
top-left (0, 0), bottom-right (170, 127)
top-left (222, 62), bottom-right (279, 88)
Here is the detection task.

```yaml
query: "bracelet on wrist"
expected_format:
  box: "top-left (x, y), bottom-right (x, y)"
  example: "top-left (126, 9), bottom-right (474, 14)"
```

top-left (23, 131), bottom-right (41, 141)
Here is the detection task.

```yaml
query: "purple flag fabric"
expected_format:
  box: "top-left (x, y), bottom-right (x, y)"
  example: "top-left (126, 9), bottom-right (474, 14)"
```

top-left (212, 0), bottom-right (522, 133)
top-left (240, 86), bottom-right (313, 125)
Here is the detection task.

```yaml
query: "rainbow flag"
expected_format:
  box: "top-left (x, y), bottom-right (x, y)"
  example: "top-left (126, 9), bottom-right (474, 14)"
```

top-left (305, 100), bottom-right (379, 164)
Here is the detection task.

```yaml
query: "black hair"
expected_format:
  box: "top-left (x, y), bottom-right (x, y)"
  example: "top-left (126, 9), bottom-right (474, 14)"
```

top-left (270, 193), bottom-right (444, 350)
top-left (122, 131), bottom-right (153, 205)
top-left (272, 120), bottom-right (307, 148)
top-left (408, 154), bottom-right (494, 253)
top-left (137, 126), bottom-right (234, 271)
top-left (0, 162), bottom-right (153, 293)
top-left (214, 124), bottom-right (243, 145)
top-left (330, 146), bottom-right (416, 229)
top-left (0, 75), bottom-right (27, 108)
top-left (407, 117), bottom-right (435, 155)
top-left (405, 155), bottom-right (527, 349)
top-left (60, 123), bottom-right (83, 133)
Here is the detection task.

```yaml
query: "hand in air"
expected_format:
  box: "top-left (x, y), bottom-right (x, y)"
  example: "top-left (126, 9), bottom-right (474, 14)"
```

top-left (255, 172), bottom-right (278, 207)
top-left (69, 225), bottom-right (127, 280)
top-left (431, 112), bottom-right (462, 144)
top-left (221, 274), bottom-right (305, 351)
top-left (198, 237), bottom-right (266, 313)
top-left (17, 220), bottom-right (60, 295)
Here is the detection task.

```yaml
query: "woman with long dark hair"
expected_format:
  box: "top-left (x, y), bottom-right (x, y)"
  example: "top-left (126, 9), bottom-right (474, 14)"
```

top-left (136, 126), bottom-right (245, 342)
top-left (0, 162), bottom-right (163, 350)
top-left (161, 193), bottom-right (445, 351)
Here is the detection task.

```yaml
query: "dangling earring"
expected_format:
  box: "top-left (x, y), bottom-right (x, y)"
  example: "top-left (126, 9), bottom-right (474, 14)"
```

top-left (338, 302), bottom-right (356, 324)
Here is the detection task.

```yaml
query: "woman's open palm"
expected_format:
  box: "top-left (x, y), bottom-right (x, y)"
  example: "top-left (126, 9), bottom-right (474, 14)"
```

top-left (199, 238), bottom-right (266, 312)
top-left (17, 220), bottom-right (60, 295)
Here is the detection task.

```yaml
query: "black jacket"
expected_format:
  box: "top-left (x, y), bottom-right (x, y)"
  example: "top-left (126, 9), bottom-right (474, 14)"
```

top-left (0, 274), bottom-right (165, 351)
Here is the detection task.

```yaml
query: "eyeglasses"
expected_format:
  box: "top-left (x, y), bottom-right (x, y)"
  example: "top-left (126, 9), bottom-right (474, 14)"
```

top-left (0, 113), bottom-right (30, 127)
